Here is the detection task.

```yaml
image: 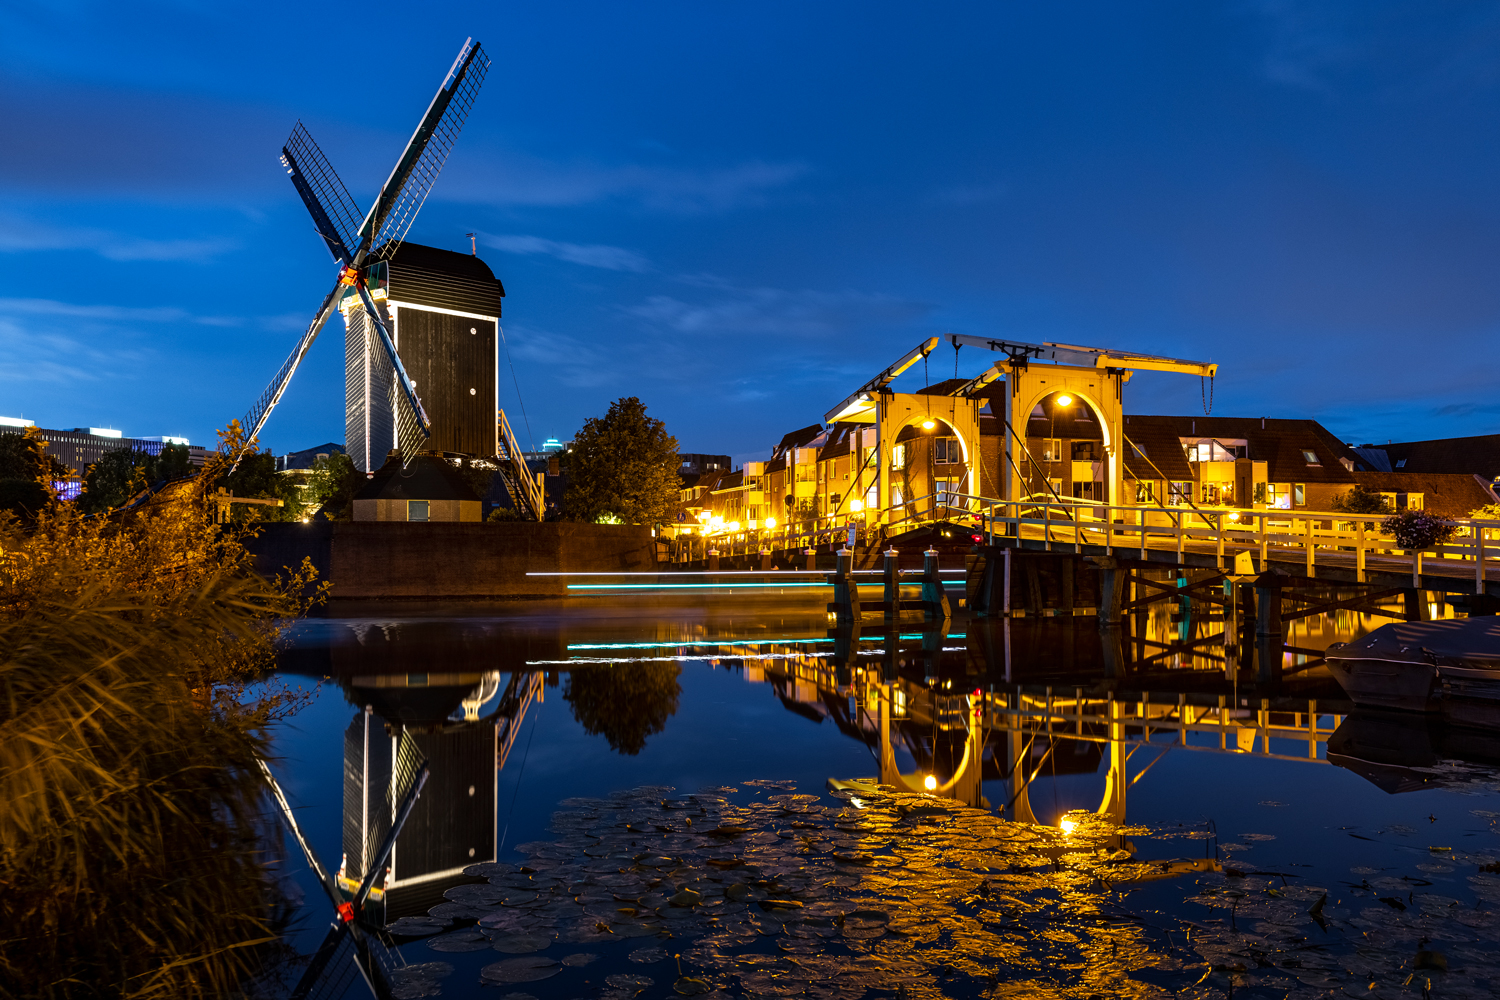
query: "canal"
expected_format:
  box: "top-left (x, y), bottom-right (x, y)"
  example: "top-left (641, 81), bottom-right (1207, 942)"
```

top-left (265, 589), bottom-right (1500, 999)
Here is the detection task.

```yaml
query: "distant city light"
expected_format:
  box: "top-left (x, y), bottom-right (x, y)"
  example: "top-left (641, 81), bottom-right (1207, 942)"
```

top-left (0, 416), bottom-right (34, 428)
top-left (542, 437), bottom-right (563, 452)
top-left (87, 428), bottom-right (124, 439)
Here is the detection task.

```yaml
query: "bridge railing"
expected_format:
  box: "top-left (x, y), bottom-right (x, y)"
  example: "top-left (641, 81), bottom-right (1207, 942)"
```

top-left (949, 492), bottom-right (1500, 589)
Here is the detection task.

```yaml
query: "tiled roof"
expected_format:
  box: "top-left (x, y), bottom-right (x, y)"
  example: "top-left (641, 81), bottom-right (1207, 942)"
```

top-left (1349, 472), bottom-right (1497, 519)
top-left (1124, 415), bottom-right (1359, 485)
top-left (353, 455), bottom-right (482, 502)
top-left (1373, 434), bottom-right (1500, 481)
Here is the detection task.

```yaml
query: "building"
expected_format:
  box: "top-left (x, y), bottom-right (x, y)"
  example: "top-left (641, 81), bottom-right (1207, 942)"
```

top-left (1351, 434), bottom-right (1500, 490)
top-left (0, 417), bottom-right (208, 476)
top-left (344, 244), bottom-right (505, 473)
top-left (275, 442), bottom-right (344, 472)
top-left (351, 454), bottom-right (483, 522)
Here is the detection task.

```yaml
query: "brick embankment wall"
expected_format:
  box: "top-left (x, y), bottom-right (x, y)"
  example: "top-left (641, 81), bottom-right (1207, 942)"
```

top-left (247, 521), bottom-right (658, 599)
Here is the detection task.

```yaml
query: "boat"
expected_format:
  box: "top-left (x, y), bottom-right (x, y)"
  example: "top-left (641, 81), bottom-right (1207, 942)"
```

top-left (1326, 617), bottom-right (1500, 724)
top-left (1327, 711), bottom-right (1500, 794)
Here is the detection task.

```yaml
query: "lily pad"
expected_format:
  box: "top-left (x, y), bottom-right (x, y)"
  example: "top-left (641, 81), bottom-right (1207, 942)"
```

top-left (479, 957), bottom-right (561, 984)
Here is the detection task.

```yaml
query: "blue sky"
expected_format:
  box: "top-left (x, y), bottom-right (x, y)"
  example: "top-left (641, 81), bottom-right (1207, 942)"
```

top-left (3, 1), bottom-right (1499, 460)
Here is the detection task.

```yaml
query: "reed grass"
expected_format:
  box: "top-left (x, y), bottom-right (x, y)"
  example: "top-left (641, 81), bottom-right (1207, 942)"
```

top-left (0, 425), bottom-right (322, 998)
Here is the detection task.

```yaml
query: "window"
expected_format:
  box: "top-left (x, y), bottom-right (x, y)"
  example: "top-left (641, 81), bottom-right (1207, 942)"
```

top-left (891, 443), bottom-right (906, 470)
top-left (1071, 440), bottom-right (1098, 461)
top-left (891, 486), bottom-right (905, 507)
top-left (934, 436), bottom-right (960, 464)
top-left (936, 478), bottom-right (959, 505)
top-left (1130, 443), bottom-right (1147, 460)
top-left (1135, 481), bottom-right (1155, 504)
top-left (1293, 483), bottom-right (1306, 507)
top-left (1302, 449), bottom-right (1321, 466)
top-left (407, 500), bottom-right (430, 522)
top-left (1167, 482), bottom-right (1192, 506)
top-left (1396, 459), bottom-right (1407, 468)
top-left (1267, 484), bottom-right (1291, 510)
top-left (1040, 439), bottom-right (1063, 462)
top-left (1072, 482), bottom-right (1098, 500)
top-left (865, 484), bottom-right (878, 508)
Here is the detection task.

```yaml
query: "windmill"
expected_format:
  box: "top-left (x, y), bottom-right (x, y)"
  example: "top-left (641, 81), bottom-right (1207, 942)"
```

top-left (260, 731), bottom-right (429, 999)
top-left (235, 38), bottom-right (499, 475)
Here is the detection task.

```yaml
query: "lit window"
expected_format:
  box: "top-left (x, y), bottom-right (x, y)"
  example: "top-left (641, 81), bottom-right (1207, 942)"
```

top-left (1135, 481), bottom-right (1155, 504)
top-left (865, 484), bottom-right (878, 508)
top-left (408, 500), bottom-right (430, 522)
top-left (935, 436), bottom-right (960, 464)
top-left (1302, 450), bottom-right (1320, 466)
top-left (1071, 440), bottom-right (1097, 461)
top-left (1167, 482), bottom-right (1192, 506)
top-left (1040, 438), bottom-right (1063, 462)
top-left (891, 444), bottom-right (907, 470)
top-left (1293, 484), bottom-right (1306, 506)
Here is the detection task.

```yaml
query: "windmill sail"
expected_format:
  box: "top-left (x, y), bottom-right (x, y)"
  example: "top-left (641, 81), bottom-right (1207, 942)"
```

top-left (361, 39), bottom-right (490, 260)
top-left (239, 282), bottom-right (343, 450)
top-left (282, 122), bottom-right (365, 265)
top-left (355, 284), bottom-right (432, 463)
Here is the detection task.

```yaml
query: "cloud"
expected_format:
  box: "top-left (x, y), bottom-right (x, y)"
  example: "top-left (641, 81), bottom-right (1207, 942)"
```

top-left (0, 316), bottom-right (146, 386)
top-left (0, 214), bottom-right (236, 262)
top-left (627, 284), bottom-right (931, 338)
top-left (442, 153), bottom-right (808, 213)
top-left (480, 233), bottom-right (650, 272)
top-left (0, 297), bottom-right (241, 326)
top-left (500, 323), bottom-right (617, 389)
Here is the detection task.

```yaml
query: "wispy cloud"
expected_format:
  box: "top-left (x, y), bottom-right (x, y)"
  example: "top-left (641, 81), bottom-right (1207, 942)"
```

top-left (501, 322), bottom-right (617, 389)
top-left (443, 154), bottom-right (808, 213)
top-left (0, 297), bottom-right (241, 326)
top-left (627, 284), bottom-right (931, 338)
top-left (0, 316), bottom-right (146, 386)
top-left (480, 233), bottom-right (650, 272)
top-left (0, 214), bottom-right (237, 262)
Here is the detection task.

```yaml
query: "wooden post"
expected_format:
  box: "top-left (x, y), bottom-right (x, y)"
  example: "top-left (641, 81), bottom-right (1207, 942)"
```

top-left (707, 549), bottom-right (719, 573)
top-left (1403, 588), bottom-right (1430, 622)
top-left (1356, 522), bottom-right (1366, 584)
top-left (883, 548), bottom-right (900, 621)
top-left (921, 548), bottom-right (951, 621)
top-left (1096, 556), bottom-right (1123, 628)
top-left (829, 548), bottom-right (856, 625)
top-left (1003, 547), bottom-right (1012, 617)
top-left (1304, 518), bottom-right (1315, 578)
top-left (1255, 572), bottom-right (1283, 637)
top-left (1061, 556), bottom-right (1076, 617)
top-left (804, 547), bottom-right (817, 572)
top-left (760, 548), bottom-right (772, 571)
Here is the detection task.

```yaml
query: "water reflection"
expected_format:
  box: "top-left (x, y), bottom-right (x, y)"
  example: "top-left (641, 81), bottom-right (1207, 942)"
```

top-left (270, 594), bottom-right (1500, 997)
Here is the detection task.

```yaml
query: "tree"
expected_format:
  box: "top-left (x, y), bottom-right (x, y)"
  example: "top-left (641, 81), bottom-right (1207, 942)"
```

top-left (1331, 484), bottom-right (1394, 515)
top-left (79, 448), bottom-right (156, 514)
top-left (564, 663), bottom-right (682, 755)
top-left (562, 397), bottom-right (681, 524)
top-left (304, 453), bottom-right (361, 521)
top-left (0, 428), bottom-right (69, 519)
top-left (215, 450), bottom-right (302, 522)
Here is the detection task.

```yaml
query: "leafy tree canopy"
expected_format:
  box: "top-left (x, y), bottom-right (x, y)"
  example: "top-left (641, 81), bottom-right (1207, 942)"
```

top-left (564, 663), bottom-right (681, 755)
top-left (79, 443), bottom-right (197, 515)
top-left (562, 397), bottom-right (680, 524)
top-left (304, 452), bottom-right (361, 521)
top-left (1331, 484), bottom-right (1395, 515)
top-left (0, 429), bottom-right (70, 519)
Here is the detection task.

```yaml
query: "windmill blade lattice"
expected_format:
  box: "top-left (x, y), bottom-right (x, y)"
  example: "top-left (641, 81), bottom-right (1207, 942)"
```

top-left (368, 40), bottom-right (489, 260)
top-left (238, 283), bottom-right (343, 455)
top-left (282, 122), bottom-right (365, 264)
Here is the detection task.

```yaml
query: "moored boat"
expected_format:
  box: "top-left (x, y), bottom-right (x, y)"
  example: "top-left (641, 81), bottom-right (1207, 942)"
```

top-left (1326, 617), bottom-right (1500, 723)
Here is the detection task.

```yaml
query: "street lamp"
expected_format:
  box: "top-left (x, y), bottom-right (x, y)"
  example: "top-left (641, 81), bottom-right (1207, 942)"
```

top-left (1049, 393), bottom-right (1073, 495)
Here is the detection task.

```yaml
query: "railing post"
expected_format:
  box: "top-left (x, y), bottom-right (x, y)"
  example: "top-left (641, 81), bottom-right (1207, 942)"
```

top-left (1044, 503), bottom-right (1052, 551)
top-left (804, 547), bottom-right (817, 572)
top-left (1356, 522), bottom-right (1366, 584)
top-left (1304, 518), bottom-right (1315, 579)
top-left (1478, 528), bottom-right (1486, 594)
top-left (1258, 513), bottom-right (1268, 566)
top-left (1216, 513), bottom-right (1225, 571)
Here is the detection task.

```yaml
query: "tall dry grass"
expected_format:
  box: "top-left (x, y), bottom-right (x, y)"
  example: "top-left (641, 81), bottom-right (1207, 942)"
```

top-left (0, 424), bottom-right (322, 998)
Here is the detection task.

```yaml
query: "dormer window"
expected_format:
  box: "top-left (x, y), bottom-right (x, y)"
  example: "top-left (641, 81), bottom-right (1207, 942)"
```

top-left (1302, 450), bottom-right (1321, 466)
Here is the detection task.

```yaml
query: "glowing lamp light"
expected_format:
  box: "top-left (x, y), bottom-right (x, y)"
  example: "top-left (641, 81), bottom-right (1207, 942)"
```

top-left (1060, 817), bottom-right (1078, 835)
top-left (728, 521), bottom-right (740, 532)
top-left (1228, 511), bottom-right (1240, 521)
top-left (1055, 394), bottom-right (1073, 407)
top-left (765, 516), bottom-right (777, 529)
top-left (923, 774), bottom-right (938, 791)
top-left (849, 499), bottom-right (863, 512)
top-left (921, 419), bottom-right (937, 430)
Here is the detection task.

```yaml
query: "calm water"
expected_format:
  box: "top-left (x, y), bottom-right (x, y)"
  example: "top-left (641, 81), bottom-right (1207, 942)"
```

top-left (265, 589), bottom-right (1500, 999)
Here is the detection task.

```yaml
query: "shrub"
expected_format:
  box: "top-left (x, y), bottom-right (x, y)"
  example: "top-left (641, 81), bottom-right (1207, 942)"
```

top-left (1383, 509), bottom-right (1456, 551)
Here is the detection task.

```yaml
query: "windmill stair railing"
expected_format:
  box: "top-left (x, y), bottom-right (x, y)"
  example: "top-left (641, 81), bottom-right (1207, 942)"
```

top-left (496, 409), bottom-right (545, 521)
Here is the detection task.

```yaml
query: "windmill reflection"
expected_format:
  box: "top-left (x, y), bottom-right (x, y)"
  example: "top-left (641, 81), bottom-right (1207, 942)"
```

top-left (338, 670), bottom-right (542, 921)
